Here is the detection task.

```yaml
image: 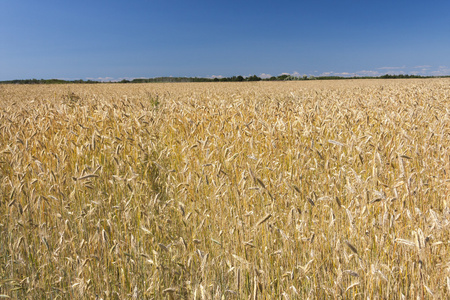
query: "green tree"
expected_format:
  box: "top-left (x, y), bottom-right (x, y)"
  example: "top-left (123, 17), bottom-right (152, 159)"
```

top-left (247, 75), bottom-right (261, 81)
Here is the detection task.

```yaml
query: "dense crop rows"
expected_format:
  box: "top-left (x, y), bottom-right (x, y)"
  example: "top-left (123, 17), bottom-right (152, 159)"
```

top-left (1, 80), bottom-right (449, 299)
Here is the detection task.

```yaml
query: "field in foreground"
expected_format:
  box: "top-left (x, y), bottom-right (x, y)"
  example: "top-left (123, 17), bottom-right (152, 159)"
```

top-left (1, 80), bottom-right (449, 299)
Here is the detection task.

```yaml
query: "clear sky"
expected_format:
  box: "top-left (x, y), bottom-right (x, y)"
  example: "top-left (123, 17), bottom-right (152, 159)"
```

top-left (1, 0), bottom-right (450, 81)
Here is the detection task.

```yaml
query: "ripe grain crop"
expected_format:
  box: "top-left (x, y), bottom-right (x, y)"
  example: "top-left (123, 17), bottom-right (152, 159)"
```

top-left (0, 79), bottom-right (449, 299)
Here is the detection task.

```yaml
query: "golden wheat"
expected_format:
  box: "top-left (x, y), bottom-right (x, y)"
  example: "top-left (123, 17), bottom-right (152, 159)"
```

top-left (0, 79), bottom-right (449, 299)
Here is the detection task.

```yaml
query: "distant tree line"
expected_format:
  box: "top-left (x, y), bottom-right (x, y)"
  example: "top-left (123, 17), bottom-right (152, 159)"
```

top-left (123, 75), bottom-right (263, 83)
top-left (379, 74), bottom-right (428, 79)
top-left (0, 79), bottom-right (100, 84)
top-left (1, 74), bottom-right (447, 84)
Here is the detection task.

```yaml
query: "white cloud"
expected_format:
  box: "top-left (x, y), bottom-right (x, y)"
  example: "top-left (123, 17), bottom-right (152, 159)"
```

top-left (86, 76), bottom-right (128, 82)
top-left (328, 72), bottom-right (353, 76)
top-left (355, 70), bottom-right (382, 77)
top-left (318, 70), bottom-right (383, 77)
top-left (377, 66), bottom-right (406, 70)
top-left (86, 77), bottom-right (112, 82)
top-left (210, 75), bottom-right (224, 79)
top-left (259, 73), bottom-right (272, 79)
top-left (429, 66), bottom-right (450, 76)
top-left (377, 65), bottom-right (449, 76)
top-left (413, 65), bottom-right (431, 69)
top-left (278, 71), bottom-right (304, 77)
top-left (357, 66), bottom-right (449, 77)
top-left (326, 71), bottom-right (352, 76)
top-left (319, 71), bottom-right (354, 77)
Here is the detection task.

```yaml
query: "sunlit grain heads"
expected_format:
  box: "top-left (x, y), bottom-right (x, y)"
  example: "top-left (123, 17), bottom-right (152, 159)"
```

top-left (1, 80), bottom-right (449, 298)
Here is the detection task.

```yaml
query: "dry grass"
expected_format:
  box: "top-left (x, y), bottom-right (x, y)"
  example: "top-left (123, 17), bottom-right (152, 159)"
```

top-left (0, 79), bottom-right (449, 299)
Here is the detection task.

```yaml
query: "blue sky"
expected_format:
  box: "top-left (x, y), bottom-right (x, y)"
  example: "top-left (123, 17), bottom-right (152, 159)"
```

top-left (1, 0), bottom-right (450, 81)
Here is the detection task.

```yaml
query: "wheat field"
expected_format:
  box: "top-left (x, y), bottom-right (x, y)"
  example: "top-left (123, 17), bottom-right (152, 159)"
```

top-left (0, 79), bottom-right (449, 299)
